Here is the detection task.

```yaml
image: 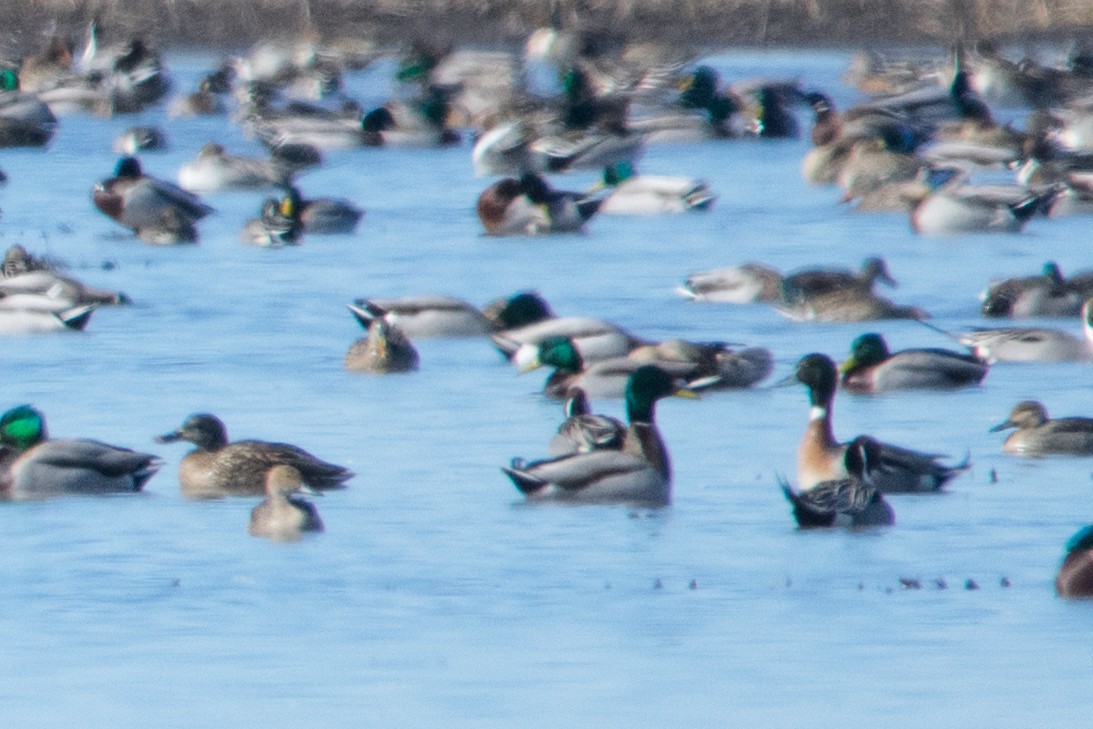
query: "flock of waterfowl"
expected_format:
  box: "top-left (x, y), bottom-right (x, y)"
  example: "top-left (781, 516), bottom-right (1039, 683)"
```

top-left (2, 23), bottom-right (1093, 591)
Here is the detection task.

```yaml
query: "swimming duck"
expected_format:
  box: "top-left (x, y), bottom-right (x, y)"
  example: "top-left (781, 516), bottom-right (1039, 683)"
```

top-left (980, 261), bottom-right (1093, 318)
top-left (1056, 525), bottom-right (1093, 598)
top-left (248, 464), bottom-right (324, 541)
top-left (780, 256), bottom-right (898, 305)
top-left (779, 435), bottom-right (895, 528)
top-left (0, 404), bottom-right (161, 498)
top-left (1, 244), bottom-right (58, 278)
top-left (177, 142), bottom-right (286, 192)
top-left (548, 387), bottom-right (627, 456)
top-left (909, 173), bottom-right (1055, 236)
top-left (839, 332), bottom-right (988, 392)
top-left (0, 67), bottom-right (59, 147)
top-left (282, 184), bottom-right (363, 234)
top-left (953, 326), bottom-right (1091, 363)
top-left (485, 291), bottom-right (646, 363)
top-left (349, 296), bottom-right (491, 338)
top-left (789, 353), bottom-right (968, 493)
top-left (777, 289), bottom-right (928, 323)
top-left (516, 335), bottom-right (768, 399)
top-left (344, 303), bottom-right (420, 374)
top-left (477, 173), bottom-right (602, 235)
top-left (471, 121), bottom-right (646, 177)
top-left (990, 401), bottom-right (1093, 456)
top-left (167, 77), bottom-right (227, 118)
top-left (0, 303), bottom-right (95, 334)
top-left (92, 156), bottom-right (213, 244)
top-left (676, 262), bottom-right (784, 304)
top-left (502, 364), bottom-right (693, 506)
top-left (0, 267), bottom-right (128, 306)
top-left (240, 196), bottom-right (302, 247)
top-left (112, 125), bottom-right (167, 154)
top-left (592, 161), bottom-right (715, 214)
top-left (154, 413), bottom-right (352, 499)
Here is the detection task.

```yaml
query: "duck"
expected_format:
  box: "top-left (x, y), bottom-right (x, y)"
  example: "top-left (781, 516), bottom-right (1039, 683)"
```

top-left (990, 401), bottom-right (1093, 456)
top-left (247, 465), bottom-right (324, 541)
top-left (909, 174), bottom-right (1055, 236)
top-left (281, 185), bottom-right (363, 234)
top-left (676, 262), bottom-right (784, 304)
top-left (839, 332), bottom-right (988, 392)
top-left (591, 161), bottom-right (715, 214)
top-left (349, 295), bottom-right (492, 338)
top-left (485, 291), bottom-right (646, 363)
top-left (92, 156), bottom-right (213, 244)
top-left (343, 303), bottom-right (420, 373)
top-left (1056, 525), bottom-right (1093, 598)
top-left (0, 404), bottom-right (161, 498)
top-left (0, 267), bottom-right (128, 306)
top-left (548, 387), bottom-right (626, 456)
top-left (113, 125), bottom-right (167, 154)
top-left (176, 142), bottom-right (286, 192)
top-left (788, 353), bottom-right (968, 493)
top-left (471, 120), bottom-right (646, 177)
top-left (779, 435), bottom-right (895, 528)
top-left (780, 256), bottom-right (898, 305)
top-left (476, 173), bottom-right (602, 235)
top-left (0, 67), bottom-right (59, 147)
top-left (776, 288), bottom-right (928, 323)
top-left (0, 303), bottom-right (95, 334)
top-left (516, 335), bottom-right (769, 399)
top-left (953, 326), bottom-right (1091, 363)
top-left (240, 196), bottom-right (302, 247)
top-left (167, 77), bottom-right (227, 118)
top-left (1, 244), bottom-right (56, 277)
top-left (154, 413), bottom-right (352, 499)
top-left (358, 95), bottom-right (462, 147)
top-left (980, 261), bottom-right (1093, 318)
top-left (501, 364), bottom-right (693, 506)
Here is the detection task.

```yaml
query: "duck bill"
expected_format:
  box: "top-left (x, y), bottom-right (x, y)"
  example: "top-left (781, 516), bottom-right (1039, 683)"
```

top-left (837, 357), bottom-right (857, 375)
top-left (673, 387), bottom-right (700, 400)
top-left (988, 420), bottom-right (1014, 433)
top-left (154, 430), bottom-right (183, 444)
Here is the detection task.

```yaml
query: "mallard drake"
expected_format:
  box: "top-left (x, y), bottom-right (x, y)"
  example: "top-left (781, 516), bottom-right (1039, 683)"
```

top-left (248, 465), bottom-right (324, 541)
top-left (282, 185), bottom-right (363, 234)
top-left (344, 302), bottom-right (420, 374)
top-left (350, 295), bottom-right (491, 338)
top-left (781, 256), bottom-right (897, 305)
top-left (485, 291), bottom-right (645, 363)
top-left (1056, 525), bottom-right (1093, 598)
top-left (0, 67), bottom-right (59, 147)
top-left (502, 364), bottom-right (693, 505)
top-left (0, 404), bottom-right (161, 498)
top-left (954, 326), bottom-right (1091, 363)
top-left (476, 173), bottom-right (602, 235)
top-left (593, 161), bottom-right (715, 215)
top-left (516, 335), bottom-right (768, 399)
top-left (676, 262), bottom-right (784, 304)
top-left (154, 413), bottom-right (352, 499)
top-left (779, 435), bottom-right (895, 528)
top-left (777, 288), bottom-right (928, 323)
top-left (839, 332), bottom-right (988, 392)
top-left (548, 387), bottom-right (626, 456)
top-left (177, 142), bottom-right (285, 192)
top-left (92, 156), bottom-right (213, 244)
top-left (990, 401), bottom-right (1093, 456)
top-left (789, 353), bottom-right (968, 493)
top-left (980, 261), bottom-right (1093, 318)
top-left (241, 197), bottom-right (301, 247)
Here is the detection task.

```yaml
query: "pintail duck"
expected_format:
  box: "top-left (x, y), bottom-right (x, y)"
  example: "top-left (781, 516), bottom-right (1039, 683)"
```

top-left (0, 68), bottom-right (59, 147)
top-left (248, 465), bottom-right (324, 541)
top-left (476, 173), bottom-right (602, 235)
top-left (980, 261), bottom-right (1093, 318)
top-left (177, 142), bottom-right (286, 192)
top-left (484, 291), bottom-right (645, 363)
top-left (516, 335), bottom-right (769, 399)
top-left (592, 161), bottom-right (715, 215)
top-left (953, 326), bottom-right (1091, 363)
top-left (839, 332), bottom-right (988, 393)
top-left (350, 295), bottom-right (491, 338)
top-left (780, 256), bottom-right (898, 305)
top-left (789, 353), bottom-right (968, 493)
top-left (92, 156), bottom-right (213, 244)
top-left (154, 413), bottom-right (352, 499)
top-left (344, 303), bottom-right (420, 374)
top-left (990, 401), bottom-right (1093, 456)
top-left (676, 262), bottom-right (783, 304)
top-left (502, 364), bottom-right (693, 506)
top-left (1056, 525), bottom-right (1093, 598)
top-left (0, 404), bottom-right (161, 498)
top-left (779, 435), bottom-right (895, 528)
top-left (471, 121), bottom-right (645, 177)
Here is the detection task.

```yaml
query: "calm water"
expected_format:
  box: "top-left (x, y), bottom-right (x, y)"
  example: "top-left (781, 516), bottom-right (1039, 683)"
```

top-left (1, 47), bottom-right (1091, 727)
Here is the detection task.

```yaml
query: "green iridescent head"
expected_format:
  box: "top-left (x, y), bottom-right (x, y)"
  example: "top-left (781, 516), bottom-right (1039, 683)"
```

top-left (0, 404), bottom-right (46, 450)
